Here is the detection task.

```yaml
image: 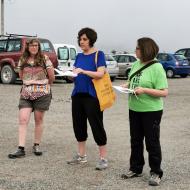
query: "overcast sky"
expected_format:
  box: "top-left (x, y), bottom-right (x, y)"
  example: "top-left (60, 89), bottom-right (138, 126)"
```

top-left (4, 0), bottom-right (190, 53)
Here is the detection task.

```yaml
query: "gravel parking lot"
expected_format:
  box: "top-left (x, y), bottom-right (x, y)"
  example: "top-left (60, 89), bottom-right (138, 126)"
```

top-left (0, 78), bottom-right (190, 190)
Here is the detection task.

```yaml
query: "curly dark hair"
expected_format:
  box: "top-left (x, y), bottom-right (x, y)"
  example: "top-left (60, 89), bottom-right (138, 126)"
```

top-left (19, 38), bottom-right (45, 67)
top-left (77, 27), bottom-right (97, 47)
top-left (137, 37), bottom-right (159, 62)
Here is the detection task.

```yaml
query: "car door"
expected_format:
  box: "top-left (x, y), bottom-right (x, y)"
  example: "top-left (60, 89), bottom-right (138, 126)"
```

top-left (0, 40), bottom-right (8, 62)
top-left (117, 55), bottom-right (130, 76)
top-left (69, 47), bottom-right (77, 69)
top-left (0, 39), bottom-right (22, 66)
top-left (6, 39), bottom-right (22, 67)
top-left (157, 53), bottom-right (169, 70)
top-left (184, 49), bottom-right (190, 63)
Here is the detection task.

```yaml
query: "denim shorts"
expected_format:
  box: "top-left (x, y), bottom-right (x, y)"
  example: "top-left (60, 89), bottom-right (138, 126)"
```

top-left (18, 94), bottom-right (52, 111)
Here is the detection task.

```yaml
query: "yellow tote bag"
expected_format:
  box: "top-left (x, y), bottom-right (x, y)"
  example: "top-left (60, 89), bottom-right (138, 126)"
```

top-left (92, 51), bottom-right (116, 111)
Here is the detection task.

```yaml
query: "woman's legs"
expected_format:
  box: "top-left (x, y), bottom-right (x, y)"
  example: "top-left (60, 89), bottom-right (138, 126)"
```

top-left (34, 110), bottom-right (45, 144)
top-left (98, 145), bottom-right (107, 159)
top-left (70, 95), bottom-right (107, 168)
top-left (78, 141), bottom-right (86, 156)
top-left (72, 96), bottom-right (88, 156)
top-left (142, 111), bottom-right (163, 178)
top-left (129, 110), bottom-right (144, 174)
top-left (18, 108), bottom-right (33, 147)
top-left (8, 107), bottom-right (32, 158)
top-left (84, 97), bottom-right (107, 160)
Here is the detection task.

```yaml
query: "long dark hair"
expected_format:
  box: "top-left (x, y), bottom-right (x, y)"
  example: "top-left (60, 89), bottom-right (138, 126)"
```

top-left (19, 38), bottom-right (45, 67)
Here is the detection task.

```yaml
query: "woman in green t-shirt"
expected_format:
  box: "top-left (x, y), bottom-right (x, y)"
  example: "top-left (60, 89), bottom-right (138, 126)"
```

top-left (121, 37), bottom-right (168, 186)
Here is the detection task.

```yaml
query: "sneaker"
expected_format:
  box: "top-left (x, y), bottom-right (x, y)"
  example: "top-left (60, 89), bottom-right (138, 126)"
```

top-left (67, 153), bottom-right (87, 165)
top-left (33, 145), bottom-right (42, 156)
top-left (121, 170), bottom-right (142, 179)
top-left (149, 173), bottom-right (161, 186)
top-left (95, 159), bottom-right (108, 170)
top-left (8, 149), bottom-right (25, 159)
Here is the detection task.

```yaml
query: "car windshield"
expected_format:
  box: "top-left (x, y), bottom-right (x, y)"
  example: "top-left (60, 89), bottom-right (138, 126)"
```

top-left (70, 48), bottom-right (76, 60)
top-left (106, 55), bottom-right (115, 61)
top-left (174, 54), bottom-right (187, 61)
top-left (58, 47), bottom-right (69, 60)
top-left (40, 40), bottom-right (54, 52)
top-left (112, 55), bottom-right (118, 61)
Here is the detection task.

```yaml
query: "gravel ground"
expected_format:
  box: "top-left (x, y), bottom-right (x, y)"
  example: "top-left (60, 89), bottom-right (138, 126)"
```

top-left (0, 77), bottom-right (190, 190)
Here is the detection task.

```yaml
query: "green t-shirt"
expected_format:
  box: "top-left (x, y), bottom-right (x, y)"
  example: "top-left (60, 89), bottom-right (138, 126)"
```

top-left (128, 60), bottom-right (168, 112)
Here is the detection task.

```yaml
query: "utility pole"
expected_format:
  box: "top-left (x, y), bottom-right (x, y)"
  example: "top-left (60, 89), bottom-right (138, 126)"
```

top-left (0, 0), bottom-right (4, 35)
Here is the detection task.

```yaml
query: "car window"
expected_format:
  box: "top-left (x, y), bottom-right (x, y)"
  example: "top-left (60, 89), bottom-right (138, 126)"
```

top-left (58, 47), bottom-right (69, 60)
top-left (186, 49), bottom-right (190, 57)
top-left (106, 55), bottom-right (115, 61)
top-left (129, 56), bottom-right (137, 62)
top-left (0, 40), bottom-right (7, 52)
top-left (157, 54), bottom-right (168, 61)
top-left (167, 55), bottom-right (172, 61)
top-left (118, 55), bottom-right (125, 63)
top-left (176, 49), bottom-right (186, 56)
top-left (113, 55), bottom-right (119, 62)
top-left (174, 54), bottom-right (187, 61)
top-left (124, 56), bottom-right (130, 62)
top-left (70, 48), bottom-right (76, 60)
top-left (7, 39), bottom-right (21, 52)
top-left (40, 40), bottom-right (54, 52)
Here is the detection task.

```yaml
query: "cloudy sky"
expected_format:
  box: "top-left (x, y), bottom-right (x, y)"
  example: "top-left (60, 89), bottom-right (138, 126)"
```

top-left (4, 0), bottom-right (190, 53)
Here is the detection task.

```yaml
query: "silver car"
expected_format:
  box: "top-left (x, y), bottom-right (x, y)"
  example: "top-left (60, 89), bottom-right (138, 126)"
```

top-left (105, 54), bottom-right (119, 81)
top-left (113, 54), bottom-right (137, 78)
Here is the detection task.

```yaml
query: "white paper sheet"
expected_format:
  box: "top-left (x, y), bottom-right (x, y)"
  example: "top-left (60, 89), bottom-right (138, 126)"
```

top-left (62, 71), bottom-right (78, 77)
top-left (113, 86), bottom-right (134, 94)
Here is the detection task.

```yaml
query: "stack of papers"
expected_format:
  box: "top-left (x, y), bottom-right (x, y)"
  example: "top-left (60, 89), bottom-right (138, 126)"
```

top-left (113, 86), bottom-right (134, 94)
top-left (62, 71), bottom-right (78, 77)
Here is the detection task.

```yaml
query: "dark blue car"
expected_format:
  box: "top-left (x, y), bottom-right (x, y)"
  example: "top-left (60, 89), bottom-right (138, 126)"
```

top-left (157, 53), bottom-right (190, 78)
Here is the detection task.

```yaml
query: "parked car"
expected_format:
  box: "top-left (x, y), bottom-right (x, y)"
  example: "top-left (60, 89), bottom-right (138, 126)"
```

top-left (53, 43), bottom-right (77, 83)
top-left (112, 53), bottom-right (137, 78)
top-left (175, 48), bottom-right (190, 63)
top-left (105, 54), bottom-right (119, 81)
top-left (0, 34), bottom-right (58, 84)
top-left (157, 53), bottom-right (190, 78)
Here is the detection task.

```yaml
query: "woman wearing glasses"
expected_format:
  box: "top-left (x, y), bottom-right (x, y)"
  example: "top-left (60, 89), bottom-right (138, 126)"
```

top-left (121, 37), bottom-right (168, 186)
top-left (8, 39), bottom-right (55, 159)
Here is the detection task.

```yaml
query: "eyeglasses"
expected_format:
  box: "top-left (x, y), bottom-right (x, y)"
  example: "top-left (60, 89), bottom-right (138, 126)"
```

top-left (29, 44), bottom-right (39, 48)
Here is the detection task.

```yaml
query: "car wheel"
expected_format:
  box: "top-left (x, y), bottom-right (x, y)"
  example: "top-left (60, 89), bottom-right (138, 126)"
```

top-left (1, 65), bottom-right (17, 84)
top-left (166, 69), bottom-right (174, 78)
top-left (180, 74), bottom-right (188, 78)
top-left (110, 76), bottom-right (116, 82)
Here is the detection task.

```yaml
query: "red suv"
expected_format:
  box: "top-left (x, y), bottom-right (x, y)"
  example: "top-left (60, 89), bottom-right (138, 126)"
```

top-left (0, 34), bottom-right (58, 84)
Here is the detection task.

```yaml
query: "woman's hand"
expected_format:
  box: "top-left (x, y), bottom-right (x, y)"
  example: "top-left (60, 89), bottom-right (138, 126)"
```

top-left (73, 66), bottom-right (105, 79)
top-left (120, 83), bottom-right (129, 88)
top-left (134, 87), bottom-right (145, 95)
top-left (73, 68), bottom-right (85, 74)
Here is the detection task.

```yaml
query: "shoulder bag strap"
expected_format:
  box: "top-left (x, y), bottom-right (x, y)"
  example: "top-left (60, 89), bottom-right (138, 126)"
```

top-left (95, 51), bottom-right (99, 69)
top-left (129, 60), bottom-right (158, 81)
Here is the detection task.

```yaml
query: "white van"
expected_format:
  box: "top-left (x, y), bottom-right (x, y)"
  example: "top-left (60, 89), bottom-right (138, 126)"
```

top-left (53, 43), bottom-right (77, 82)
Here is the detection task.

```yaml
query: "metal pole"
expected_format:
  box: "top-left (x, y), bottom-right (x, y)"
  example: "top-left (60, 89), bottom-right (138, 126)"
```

top-left (0, 0), bottom-right (4, 35)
